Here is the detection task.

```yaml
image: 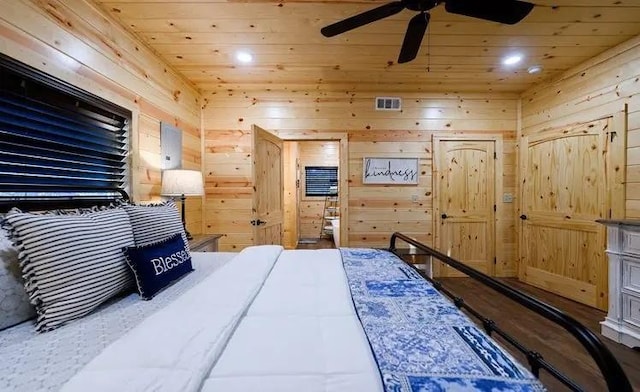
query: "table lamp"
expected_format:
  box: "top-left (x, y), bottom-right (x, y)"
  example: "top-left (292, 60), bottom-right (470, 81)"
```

top-left (160, 169), bottom-right (204, 240)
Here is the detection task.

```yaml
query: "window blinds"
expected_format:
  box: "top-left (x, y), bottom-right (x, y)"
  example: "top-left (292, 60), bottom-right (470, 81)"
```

top-left (0, 56), bottom-right (130, 202)
top-left (305, 166), bottom-right (338, 197)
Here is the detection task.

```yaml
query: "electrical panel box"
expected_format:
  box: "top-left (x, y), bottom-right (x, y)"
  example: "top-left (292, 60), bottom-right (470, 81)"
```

top-left (160, 122), bottom-right (182, 170)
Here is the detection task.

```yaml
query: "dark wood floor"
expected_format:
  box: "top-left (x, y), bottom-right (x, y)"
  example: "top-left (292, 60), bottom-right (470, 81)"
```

top-left (295, 238), bottom-right (335, 249)
top-left (440, 277), bottom-right (640, 391)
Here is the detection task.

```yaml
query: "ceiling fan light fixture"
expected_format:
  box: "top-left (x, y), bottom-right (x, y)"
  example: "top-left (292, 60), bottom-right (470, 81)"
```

top-left (236, 51), bottom-right (253, 63)
top-left (321, 0), bottom-right (535, 64)
top-left (503, 54), bottom-right (523, 66)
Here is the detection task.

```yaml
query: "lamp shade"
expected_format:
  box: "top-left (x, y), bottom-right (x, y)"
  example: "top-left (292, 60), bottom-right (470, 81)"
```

top-left (161, 170), bottom-right (204, 196)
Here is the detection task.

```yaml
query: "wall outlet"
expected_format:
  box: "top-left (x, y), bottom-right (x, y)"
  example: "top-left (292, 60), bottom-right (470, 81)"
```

top-left (503, 193), bottom-right (514, 203)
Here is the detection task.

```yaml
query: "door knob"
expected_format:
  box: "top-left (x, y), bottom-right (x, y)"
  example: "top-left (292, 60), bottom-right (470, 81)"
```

top-left (441, 213), bottom-right (448, 219)
top-left (250, 219), bottom-right (267, 226)
top-left (520, 214), bottom-right (527, 220)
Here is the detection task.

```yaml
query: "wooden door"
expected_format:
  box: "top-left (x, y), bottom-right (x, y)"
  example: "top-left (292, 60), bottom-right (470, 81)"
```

top-left (435, 139), bottom-right (496, 277)
top-left (519, 119), bottom-right (609, 310)
top-left (282, 142), bottom-right (299, 249)
top-left (251, 125), bottom-right (284, 245)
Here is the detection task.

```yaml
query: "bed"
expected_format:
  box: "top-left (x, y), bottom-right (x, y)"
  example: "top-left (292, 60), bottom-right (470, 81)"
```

top-left (1, 245), bottom-right (540, 391)
top-left (0, 194), bottom-right (632, 392)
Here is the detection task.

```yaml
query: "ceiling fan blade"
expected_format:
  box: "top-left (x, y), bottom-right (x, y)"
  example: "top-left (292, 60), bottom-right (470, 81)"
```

top-left (321, 1), bottom-right (405, 37)
top-left (444, 0), bottom-right (534, 25)
top-left (398, 12), bottom-right (429, 64)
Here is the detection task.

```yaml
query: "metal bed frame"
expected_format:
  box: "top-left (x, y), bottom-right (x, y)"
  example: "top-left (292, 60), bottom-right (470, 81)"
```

top-left (388, 232), bottom-right (632, 392)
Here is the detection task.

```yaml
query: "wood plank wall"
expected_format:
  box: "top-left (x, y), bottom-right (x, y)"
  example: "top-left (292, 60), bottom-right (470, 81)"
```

top-left (347, 130), bottom-right (432, 248)
top-left (8, 0), bottom-right (637, 273)
top-left (0, 0), bottom-right (204, 234)
top-left (520, 35), bottom-right (640, 218)
top-left (203, 129), bottom-right (253, 250)
top-left (298, 141), bottom-right (339, 239)
top-left (203, 90), bottom-right (519, 276)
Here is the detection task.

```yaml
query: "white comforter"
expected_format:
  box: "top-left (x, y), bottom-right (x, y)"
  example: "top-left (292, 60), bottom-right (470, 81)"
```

top-left (62, 247), bottom-right (383, 392)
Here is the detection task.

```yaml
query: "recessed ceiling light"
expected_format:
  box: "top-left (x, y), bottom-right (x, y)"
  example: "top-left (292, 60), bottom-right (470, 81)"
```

top-left (503, 54), bottom-right (523, 66)
top-left (527, 65), bottom-right (543, 74)
top-left (236, 51), bottom-right (253, 63)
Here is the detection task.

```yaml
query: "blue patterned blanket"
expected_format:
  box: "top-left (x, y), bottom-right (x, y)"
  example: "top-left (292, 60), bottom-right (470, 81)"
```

top-left (340, 248), bottom-right (546, 392)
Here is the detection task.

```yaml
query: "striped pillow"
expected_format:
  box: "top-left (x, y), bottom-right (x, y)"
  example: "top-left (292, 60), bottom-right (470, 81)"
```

top-left (122, 201), bottom-right (190, 251)
top-left (3, 208), bottom-right (134, 332)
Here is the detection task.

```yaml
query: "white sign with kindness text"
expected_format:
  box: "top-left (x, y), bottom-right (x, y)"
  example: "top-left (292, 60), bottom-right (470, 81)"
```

top-left (362, 157), bottom-right (419, 185)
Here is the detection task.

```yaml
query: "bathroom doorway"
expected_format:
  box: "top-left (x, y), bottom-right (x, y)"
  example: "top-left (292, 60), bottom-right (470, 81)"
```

top-left (281, 134), bottom-right (347, 250)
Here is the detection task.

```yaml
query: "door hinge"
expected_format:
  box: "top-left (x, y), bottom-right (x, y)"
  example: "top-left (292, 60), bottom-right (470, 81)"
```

top-left (494, 257), bottom-right (497, 265)
top-left (296, 179), bottom-right (300, 188)
top-left (609, 208), bottom-right (612, 219)
top-left (494, 152), bottom-right (497, 159)
top-left (493, 204), bottom-right (496, 212)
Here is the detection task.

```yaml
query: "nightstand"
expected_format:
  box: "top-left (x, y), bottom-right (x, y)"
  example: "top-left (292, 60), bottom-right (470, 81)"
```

top-left (189, 234), bottom-right (222, 252)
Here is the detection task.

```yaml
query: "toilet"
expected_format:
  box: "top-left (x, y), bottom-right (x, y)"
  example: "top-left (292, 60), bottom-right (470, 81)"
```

top-left (330, 218), bottom-right (340, 248)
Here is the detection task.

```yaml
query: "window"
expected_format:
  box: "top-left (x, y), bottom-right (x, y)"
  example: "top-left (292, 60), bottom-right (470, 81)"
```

top-left (305, 166), bottom-right (338, 197)
top-left (0, 54), bottom-right (131, 211)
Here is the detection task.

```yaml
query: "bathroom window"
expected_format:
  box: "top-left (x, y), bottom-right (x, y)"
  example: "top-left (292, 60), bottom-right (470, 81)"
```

top-left (304, 166), bottom-right (338, 197)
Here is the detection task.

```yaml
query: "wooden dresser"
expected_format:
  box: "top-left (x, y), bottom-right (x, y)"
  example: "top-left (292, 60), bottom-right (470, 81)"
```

top-left (189, 234), bottom-right (222, 252)
top-left (598, 220), bottom-right (640, 349)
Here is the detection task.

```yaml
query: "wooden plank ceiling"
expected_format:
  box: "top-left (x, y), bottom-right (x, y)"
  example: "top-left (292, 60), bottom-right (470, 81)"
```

top-left (95, 0), bottom-right (640, 93)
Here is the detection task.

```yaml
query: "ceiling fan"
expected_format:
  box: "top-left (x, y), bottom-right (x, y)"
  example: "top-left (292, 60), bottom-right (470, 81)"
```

top-left (321, 0), bottom-right (535, 64)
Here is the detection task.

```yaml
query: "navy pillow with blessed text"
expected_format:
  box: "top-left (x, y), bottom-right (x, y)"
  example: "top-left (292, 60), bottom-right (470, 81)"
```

top-left (123, 233), bottom-right (193, 300)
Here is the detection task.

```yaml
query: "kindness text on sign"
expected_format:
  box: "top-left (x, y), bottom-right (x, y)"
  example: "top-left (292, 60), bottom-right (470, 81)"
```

top-left (362, 158), bottom-right (419, 185)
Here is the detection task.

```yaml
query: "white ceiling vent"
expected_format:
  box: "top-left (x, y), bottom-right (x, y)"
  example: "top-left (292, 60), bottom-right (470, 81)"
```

top-left (375, 97), bottom-right (402, 111)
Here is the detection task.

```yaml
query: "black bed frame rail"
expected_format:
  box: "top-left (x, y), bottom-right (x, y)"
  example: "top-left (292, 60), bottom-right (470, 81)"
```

top-left (388, 232), bottom-right (632, 392)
